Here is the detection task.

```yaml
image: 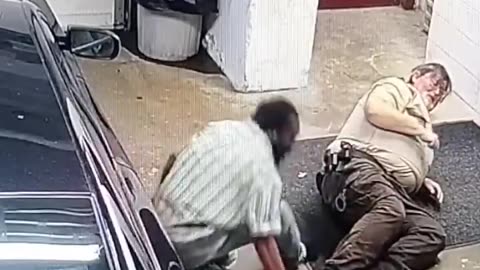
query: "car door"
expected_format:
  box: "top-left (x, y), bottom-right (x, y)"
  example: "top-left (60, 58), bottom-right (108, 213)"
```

top-left (66, 92), bottom-right (160, 269)
top-left (65, 57), bottom-right (185, 270)
top-left (63, 45), bottom-right (184, 270)
top-left (60, 52), bottom-right (144, 192)
top-left (28, 5), bottom-right (158, 270)
top-left (66, 47), bottom-right (185, 270)
top-left (29, 2), bottom-right (185, 269)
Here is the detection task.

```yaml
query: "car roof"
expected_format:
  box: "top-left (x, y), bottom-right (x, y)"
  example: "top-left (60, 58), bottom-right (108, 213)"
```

top-left (0, 0), bottom-right (91, 193)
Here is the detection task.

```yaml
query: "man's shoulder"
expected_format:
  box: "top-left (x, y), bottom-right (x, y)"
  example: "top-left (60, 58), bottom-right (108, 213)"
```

top-left (193, 120), bottom-right (248, 141)
top-left (373, 76), bottom-right (407, 86)
top-left (200, 118), bottom-right (270, 148)
top-left (374, 76), bottom-right (406, 84)
top-left (372, 76), bottom-right (410, 92)
top-left (205, 119), bottom-right (257, 134)
top-left (368, 76), bottom-right (414, 102)
top-left (205, 119), bottom-right (243, 129)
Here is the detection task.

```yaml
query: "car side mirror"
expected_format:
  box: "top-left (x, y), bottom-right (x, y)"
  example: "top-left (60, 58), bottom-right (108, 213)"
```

top-left (65, 26), bottom-right (121, 60)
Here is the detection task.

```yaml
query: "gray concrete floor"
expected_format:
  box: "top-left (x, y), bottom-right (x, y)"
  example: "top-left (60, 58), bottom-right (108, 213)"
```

top-left (79, 6), bottom-right (479, 270)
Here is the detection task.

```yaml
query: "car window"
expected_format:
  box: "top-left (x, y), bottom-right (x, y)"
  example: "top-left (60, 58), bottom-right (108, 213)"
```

top-left (33, 14), bottom-right (81, 92)
top-left (31, 9), bottom-right (174, 270)
top-left (66, 79), bottom-right (183, 270)
top-left (33, 11), bottom-right (149, 251)
top-left (33, 13), bottom-right (131, 174)
top-left (33, 14), bottom-right (126, 176)
top-left (32, 1), bottom-right (137, 177)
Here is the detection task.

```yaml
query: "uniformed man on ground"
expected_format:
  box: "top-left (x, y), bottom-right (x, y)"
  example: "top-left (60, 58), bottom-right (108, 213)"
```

top-left (318, 63), bottom-right (452, 270)
top-left (153, 97), bottom-right (313, 270)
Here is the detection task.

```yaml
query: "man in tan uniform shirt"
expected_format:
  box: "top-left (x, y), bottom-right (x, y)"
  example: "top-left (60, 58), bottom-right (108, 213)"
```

top-left (318, 63), bottom-right (452, 270)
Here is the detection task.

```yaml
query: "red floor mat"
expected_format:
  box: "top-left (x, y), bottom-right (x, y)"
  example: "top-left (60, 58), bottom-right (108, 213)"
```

top-left (319, 0), bottom-right (396, 9)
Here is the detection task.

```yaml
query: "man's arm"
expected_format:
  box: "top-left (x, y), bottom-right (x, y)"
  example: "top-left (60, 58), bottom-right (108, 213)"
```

top-left (160, 153), bottom-right (177, 183)
top-left (247, 162), bottom-right (287, 270)
top-left (254, 237), bottom-right (286, 270)
top-left (364, 85), bottom-right (426, 136)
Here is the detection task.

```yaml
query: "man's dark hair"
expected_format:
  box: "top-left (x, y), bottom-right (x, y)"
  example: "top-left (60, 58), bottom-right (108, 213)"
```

top-left (252, 97), bottom-right (299, 165)
top-left (252, 97), bottom-right (299, 132)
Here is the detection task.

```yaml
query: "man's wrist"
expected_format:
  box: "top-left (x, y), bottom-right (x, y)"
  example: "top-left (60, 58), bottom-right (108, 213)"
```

top-left (406, 115), bottom-right (427, 136)
top-left (416, 125), bottom-right (428, 137)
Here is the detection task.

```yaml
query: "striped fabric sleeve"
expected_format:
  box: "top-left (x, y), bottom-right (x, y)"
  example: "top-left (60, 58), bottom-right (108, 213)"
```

top-left (246, 162), bottom-right (283, 238)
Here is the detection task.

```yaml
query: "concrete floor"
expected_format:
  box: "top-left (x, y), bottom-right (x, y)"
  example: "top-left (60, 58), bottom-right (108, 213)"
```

top-left (78, 6), bottom-right (479, 270)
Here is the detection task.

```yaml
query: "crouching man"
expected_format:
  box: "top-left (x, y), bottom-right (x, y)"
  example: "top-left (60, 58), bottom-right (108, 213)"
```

top-left (317, 63), bottom-right (452, 270)
top-left (153, 97), bottom-right (312, 270)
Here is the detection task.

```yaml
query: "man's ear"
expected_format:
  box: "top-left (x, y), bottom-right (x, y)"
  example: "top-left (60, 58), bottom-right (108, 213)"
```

top-left (411, 71), bottom-right (422, 83)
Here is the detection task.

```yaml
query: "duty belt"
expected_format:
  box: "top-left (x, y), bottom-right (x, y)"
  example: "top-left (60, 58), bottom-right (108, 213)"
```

top-left (323, 141), bottom-right (352, 173)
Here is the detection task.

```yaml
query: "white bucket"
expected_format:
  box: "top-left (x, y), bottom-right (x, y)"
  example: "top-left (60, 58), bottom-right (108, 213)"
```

top-left (137, 4), bottom-right (202, 61)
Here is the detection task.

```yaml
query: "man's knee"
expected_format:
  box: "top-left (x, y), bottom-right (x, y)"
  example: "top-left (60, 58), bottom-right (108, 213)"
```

top-left (414, 217), bottom-right (446, 251)
top-left (430, 220), bottom-right (446, 246)
top-left (433, 230), bottom-right (447, 253)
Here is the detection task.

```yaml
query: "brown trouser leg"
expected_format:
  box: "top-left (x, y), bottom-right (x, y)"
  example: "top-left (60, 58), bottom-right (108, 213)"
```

top-left (372, 209), bottom-right (446, 270)
top-left (323, 161), bottom-right (445, 270)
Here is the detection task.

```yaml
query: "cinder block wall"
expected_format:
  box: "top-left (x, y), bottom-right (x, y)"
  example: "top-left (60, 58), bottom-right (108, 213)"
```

top-left (425, 0), bottom-right (480, 115)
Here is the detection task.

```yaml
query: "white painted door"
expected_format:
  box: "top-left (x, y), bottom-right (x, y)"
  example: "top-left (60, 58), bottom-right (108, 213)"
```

top-left (46, 0), bottom-right (125, 29)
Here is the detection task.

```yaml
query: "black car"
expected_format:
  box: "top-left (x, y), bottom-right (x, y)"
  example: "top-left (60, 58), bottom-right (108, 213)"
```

top-left (0, 0), bottom-right (183, 269)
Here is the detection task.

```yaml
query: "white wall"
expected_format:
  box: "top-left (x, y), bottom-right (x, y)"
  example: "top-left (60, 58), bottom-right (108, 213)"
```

top-left (416, 0), bottom-right (427, 11)
top-left (425, 0), bottom-right (480, 115)
top-left (203, 0), bottom-right (319, 92)
top-left (46, 0), bottom-right (116, 29)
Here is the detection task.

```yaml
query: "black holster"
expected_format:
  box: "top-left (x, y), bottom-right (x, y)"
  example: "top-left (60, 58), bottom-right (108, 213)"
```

top-left (317, 171), bottom-right (348, 213)
top-left (316, 142), bottom-right (356, 213)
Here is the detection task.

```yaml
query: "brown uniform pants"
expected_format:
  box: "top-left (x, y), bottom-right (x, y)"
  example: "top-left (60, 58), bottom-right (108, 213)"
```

top-left (322, 155), bottom-right (446, 270)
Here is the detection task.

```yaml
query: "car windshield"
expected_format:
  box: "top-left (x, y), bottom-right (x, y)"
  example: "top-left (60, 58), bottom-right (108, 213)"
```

top-left (0, 195), bottom-right (110, 270)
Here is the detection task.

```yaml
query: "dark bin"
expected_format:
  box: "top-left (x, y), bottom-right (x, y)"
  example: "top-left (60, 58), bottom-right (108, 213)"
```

top-left (137, 0), bottom-right (217, 15)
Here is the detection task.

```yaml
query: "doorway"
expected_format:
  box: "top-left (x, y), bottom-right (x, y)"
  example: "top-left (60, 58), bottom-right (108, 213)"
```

top-left (318, 0), bottom-right (396, 9)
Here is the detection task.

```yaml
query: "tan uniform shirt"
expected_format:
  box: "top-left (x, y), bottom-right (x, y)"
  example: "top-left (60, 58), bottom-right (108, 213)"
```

top-left (328, 77), bottom-right (434, 194)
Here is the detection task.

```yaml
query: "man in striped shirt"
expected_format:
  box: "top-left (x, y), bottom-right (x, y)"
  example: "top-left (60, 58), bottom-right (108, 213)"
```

top-left (153, 97), bottom-right (312, 270)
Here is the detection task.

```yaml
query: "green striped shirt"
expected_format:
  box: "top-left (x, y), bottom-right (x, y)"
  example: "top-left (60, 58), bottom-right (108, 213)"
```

top-left (153, 119), bottom-right (283, 243)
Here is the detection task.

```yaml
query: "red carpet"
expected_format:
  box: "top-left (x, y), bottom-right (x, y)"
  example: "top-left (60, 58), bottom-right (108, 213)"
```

top-left (319, 0), bottom-right (396, 9)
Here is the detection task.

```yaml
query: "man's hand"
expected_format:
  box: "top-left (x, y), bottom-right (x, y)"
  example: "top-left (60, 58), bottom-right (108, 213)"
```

top-left (420, 129), bottom-right (440, 149)
top-left (424, 178), bottom-right (444, 204)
